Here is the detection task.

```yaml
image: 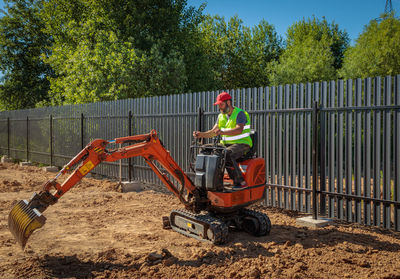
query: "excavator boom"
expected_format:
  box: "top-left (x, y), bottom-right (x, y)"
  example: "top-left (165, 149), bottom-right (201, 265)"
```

top-left (8, 130), bottom-right (201, 249)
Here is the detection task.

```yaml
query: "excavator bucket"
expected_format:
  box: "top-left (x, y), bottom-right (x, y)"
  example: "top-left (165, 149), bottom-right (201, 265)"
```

top-left (8, 200), bottom-right (46, 249)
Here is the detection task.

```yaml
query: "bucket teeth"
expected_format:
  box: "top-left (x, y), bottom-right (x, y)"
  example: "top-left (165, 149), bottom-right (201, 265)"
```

top-left (8, 200), bottom-right (46, 249)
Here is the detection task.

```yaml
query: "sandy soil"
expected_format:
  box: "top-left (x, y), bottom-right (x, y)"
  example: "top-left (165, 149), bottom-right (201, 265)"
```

top-left (1, 162), bottom-right (400, 279)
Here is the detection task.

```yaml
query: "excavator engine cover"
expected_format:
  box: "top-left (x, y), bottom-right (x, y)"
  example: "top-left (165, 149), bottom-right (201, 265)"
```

top-left (194, 154), bottom-right (224, 191)
top-left (8, 199), bottom-right (46, 249)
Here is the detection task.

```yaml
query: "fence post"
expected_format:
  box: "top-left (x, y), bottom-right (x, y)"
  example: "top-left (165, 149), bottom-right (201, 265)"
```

top-left (50, 115), bottom-right (53, 166)
top-left (197, 106), bottom-right (204, 144)
top-left (197, 106), bottom-right (203, 130)
top-left (128, 110), bottom-right (132, 182)
top-left (312, 101), bottom-right (319, 220)
top-left (7, 117), bottom-right (10, 158)
top-left (81, 113), bottom-right (84, 150)
top-left (197, 106), bottom-right (204, 136)
top-left (319, 82), bottom-right (327, 216)
top-left (26, 116), bottom-right (29, 162)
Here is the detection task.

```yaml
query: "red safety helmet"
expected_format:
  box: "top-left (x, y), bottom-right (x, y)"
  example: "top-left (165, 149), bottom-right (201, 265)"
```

top-left (214, 92), bottom-right (232, 105)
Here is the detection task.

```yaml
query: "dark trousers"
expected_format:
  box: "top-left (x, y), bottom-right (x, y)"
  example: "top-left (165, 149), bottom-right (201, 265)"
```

top-left (225, 144), bottom-right (250, 185)
top-left (201, 143), bottom-right (250, 185)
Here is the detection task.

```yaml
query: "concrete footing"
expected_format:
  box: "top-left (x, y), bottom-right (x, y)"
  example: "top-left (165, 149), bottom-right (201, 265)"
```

top-left (1, 156), bottom-right (12, 163)
top-left (19, 161), bottom-right (32, 166)
top-left (43, 166), bottom-right (59, 172)
top-left (296, 216), bottom-right (333, 228)
top-left (121, 181), bottom-right (143, 193)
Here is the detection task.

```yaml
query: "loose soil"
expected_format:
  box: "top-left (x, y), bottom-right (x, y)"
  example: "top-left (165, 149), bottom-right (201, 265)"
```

top-left (1, 162), bottom-right (400, 279)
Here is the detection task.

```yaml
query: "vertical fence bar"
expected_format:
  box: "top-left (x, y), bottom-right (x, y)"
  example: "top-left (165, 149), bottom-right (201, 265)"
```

top-left (364, 78), bottom-right (372, 225)
top-left (145, 97), bottom-right (149, 182)
top-left (176, 94), bottom-right (180, 179)
top-left (119, 142), bottom-right (122, 184)
top-left (7, 117), bottom-right (10, 158)
top-left (26, 116), bottom-right (29, 162)
top-left (197, 106), bottom-right (204, 140)
top-left (395, 75), bottom-right (400, 231)
top-left (355, 78), bottom-right (362, 224)
top-left (184, 93), bottom-right (189, 172)
top-left (132, 101), bottom-right (136, 179)
top-left (277, 85), bottom-right (283, 208)
top-left (373, 77), bottom-right (382, 227)
top-left (178, 94), bottom-right (183, 172)
top-left (328, 81), bottom-right (335, 218)
top-left (346, 79), bottom-right (353, 222)
top-left (133, 100), bottom-right (138, 179)
top-left (320, 81), bottom-right (327, 216)
top-left (81, 113), bottom-right (84, 150)
top-left (298, 83), bottom-right (304, 211)
top-left (337, 80), bottom-right (344, 220)
top-left (312, 101), bottom-right (319, 219)
top-left (50, 115), bottom-right (53, 166)
top-left (263, 87), bottom-right (270, 206)
top-left (305, 84), bottom-right (312, 212)
top-left (290, 84), bottom-right (297, 210)
top-left (383, 76), bottom-right (391, 229)
top-left (128, 110), bottom-right (132, 182)
top-left (313, 80), bottom-right (320, 216)
top-left (270, 86), bottom-right (276, 206)
top-left (138, 99), bottom-right (142, 180)
top-left (284, 85), bottom-right (290, 209)
top-left (147, 96), bottom-right (151, 182)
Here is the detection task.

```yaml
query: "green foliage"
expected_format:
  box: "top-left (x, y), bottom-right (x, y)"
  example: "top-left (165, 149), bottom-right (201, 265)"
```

top-left (243, 20), bottom-right (283, 87)
top-left (270, 17), bottom-right (349, 85)
top-left (44, 31), bottom-right (187, 105)
top-left (40, 0), bottom-right (203, 104)
top-left (0, 0), bottom-right (53, 110)
top-left (199, 15), bottom-right (282, 89)
top-left (2, 1), bottom-right (399, 110)
top-left (340, 15), bottom-right (400, 79)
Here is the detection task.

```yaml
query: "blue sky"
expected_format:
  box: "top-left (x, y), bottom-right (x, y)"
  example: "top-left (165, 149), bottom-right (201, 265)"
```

top-left (187, 0), bottom-right (400, 44)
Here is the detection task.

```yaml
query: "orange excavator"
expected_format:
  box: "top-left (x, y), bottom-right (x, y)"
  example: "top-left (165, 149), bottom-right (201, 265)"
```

top-left (8, 130), bottom-right (270, 249)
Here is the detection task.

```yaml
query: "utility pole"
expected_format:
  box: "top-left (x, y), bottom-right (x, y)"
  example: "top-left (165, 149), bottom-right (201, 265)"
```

top-left (385, 0), bottom-right (393, 14)
top-left (376, 0), bottom-right (397, 21)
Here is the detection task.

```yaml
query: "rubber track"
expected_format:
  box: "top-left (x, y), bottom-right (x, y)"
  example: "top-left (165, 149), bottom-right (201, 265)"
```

top-left (170, 209), bottom-right (229, 244)
top-left (241, 209), bottom-right (272, 236)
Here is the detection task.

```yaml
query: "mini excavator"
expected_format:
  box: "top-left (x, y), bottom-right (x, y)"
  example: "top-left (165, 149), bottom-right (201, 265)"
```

top-left (8, 130), bottom-right (271, 249)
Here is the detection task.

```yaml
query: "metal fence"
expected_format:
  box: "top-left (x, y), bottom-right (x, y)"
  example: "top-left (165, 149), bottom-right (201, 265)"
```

top-left (0, 75), bottom-right (399, 231)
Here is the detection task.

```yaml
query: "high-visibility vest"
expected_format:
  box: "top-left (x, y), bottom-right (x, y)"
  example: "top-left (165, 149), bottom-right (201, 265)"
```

top-left (218, 107), bottom-right (252, 147)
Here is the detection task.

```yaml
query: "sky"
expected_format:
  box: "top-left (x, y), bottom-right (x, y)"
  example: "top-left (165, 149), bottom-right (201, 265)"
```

top-left (187, 0), bottom-right (400, 45)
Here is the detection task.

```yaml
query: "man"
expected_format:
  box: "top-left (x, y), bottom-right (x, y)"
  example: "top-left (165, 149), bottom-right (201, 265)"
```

top-left (193, 92), bottom-right (252, 188)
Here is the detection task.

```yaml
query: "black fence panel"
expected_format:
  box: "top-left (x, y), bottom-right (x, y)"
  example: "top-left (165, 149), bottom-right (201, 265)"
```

top-left (1, 75), bottom-right (400, 232)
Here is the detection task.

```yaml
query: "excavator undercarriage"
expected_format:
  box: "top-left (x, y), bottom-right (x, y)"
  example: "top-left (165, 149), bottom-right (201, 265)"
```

top-left (8, 130), bottom-right (271, 249)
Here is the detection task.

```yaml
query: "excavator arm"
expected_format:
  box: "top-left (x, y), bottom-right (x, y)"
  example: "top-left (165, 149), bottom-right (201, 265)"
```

top-left (8, 130), bottom-right (203, 249)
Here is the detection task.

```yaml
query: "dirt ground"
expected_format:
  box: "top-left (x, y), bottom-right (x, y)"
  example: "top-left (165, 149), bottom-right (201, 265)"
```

top-left (1, 162), bottom-right (400, 279)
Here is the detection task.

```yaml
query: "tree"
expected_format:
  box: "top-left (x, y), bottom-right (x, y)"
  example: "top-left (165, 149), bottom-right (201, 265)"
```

top-left (41, 0), bottom-right (205, 105)
top-left (242, 20), bottom-right (283, 87)
top-left (199, 15), bottom-right (282, 89)
top-left (270, 17), bottom-right (349, 85)
top-left (340, 15), bottom-right (400, 79)
top-left (0, 0), bottom-right (53, 110)
top-left (44, 24), bottom-right (187, 105)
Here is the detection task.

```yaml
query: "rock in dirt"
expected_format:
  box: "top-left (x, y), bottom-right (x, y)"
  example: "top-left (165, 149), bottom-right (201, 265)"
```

top-left (146, 253), bottom-right (163, 262)
top-left (249, 267), bottom-right (260, 278)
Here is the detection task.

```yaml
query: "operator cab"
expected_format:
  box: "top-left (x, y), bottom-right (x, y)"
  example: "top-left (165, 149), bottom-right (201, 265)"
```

top-left (192, 131), bottom-right (265, 193)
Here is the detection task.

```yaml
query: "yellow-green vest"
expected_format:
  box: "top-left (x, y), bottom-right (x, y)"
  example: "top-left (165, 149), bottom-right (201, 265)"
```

top-left (218, 107), bottom-right (252, 147)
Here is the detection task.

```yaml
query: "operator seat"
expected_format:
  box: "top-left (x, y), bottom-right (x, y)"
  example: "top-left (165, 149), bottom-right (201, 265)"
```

top-left (237, 130), bottom-right (257, 162)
